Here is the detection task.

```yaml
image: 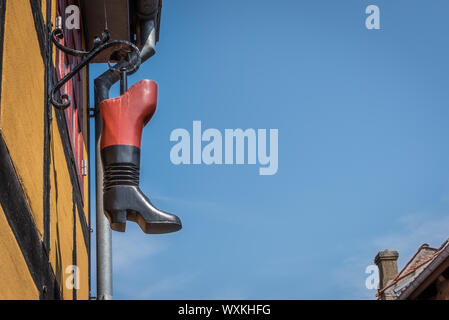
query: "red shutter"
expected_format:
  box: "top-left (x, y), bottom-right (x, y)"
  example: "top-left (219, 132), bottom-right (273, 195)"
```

top-left (55, 0), bottom-right (85, 200)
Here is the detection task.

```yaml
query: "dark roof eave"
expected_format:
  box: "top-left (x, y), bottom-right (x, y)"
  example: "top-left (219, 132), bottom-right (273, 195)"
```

top-left (398, 244), bottom-right (449, 300)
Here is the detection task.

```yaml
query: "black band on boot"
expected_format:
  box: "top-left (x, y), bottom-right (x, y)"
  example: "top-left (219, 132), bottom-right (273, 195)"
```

top-left (101, 145), bottom-right (141, 166)
top-left (101, 145), bottom-right (141, 191)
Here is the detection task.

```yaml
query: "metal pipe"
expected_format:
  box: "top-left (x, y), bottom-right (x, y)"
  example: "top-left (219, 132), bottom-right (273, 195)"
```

top-left (94, 1), bottom-right (160, 300)
top-left (120, 71), bottom-right (128, 95)
top-left (93, 17), bottom-right (157, 103)
top-left (95, 103), bottom-right (113, 300)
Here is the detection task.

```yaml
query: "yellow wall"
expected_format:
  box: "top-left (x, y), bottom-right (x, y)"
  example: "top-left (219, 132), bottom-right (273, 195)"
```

top-left (0, 0), bottom-right (90, 300)
top-left (0, 206), bottom-right (40, 300)
top-left (48, 117), bottom-right (75, 300)
top-left (82, 68), bottom-right (90, 224)
top-left (76, 208), bottom-right (89, 300)
top-left (0, 0), bottom-right (45, 236)
top-left (47, 115), bottom-right (89, 300)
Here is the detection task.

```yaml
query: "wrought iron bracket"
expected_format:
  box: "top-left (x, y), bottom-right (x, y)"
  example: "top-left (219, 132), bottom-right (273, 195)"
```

top-left (50, 25), bottom-right (141, 110)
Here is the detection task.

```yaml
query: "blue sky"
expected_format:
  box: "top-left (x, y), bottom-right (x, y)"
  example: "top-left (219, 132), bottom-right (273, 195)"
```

top-left (89, 0), bottom-right (449, 299)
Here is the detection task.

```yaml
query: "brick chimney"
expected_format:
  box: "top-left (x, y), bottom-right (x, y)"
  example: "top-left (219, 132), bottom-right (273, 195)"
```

top-left (375, 250), bottom-right (399, 299)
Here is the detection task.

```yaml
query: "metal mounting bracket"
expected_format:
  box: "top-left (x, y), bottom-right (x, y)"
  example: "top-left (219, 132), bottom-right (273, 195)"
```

top-left (49, 20), bottom-right (141, 110)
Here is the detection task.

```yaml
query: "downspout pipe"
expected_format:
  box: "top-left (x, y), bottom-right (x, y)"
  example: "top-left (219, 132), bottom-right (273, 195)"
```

top-left (94, 1), bottom-right (160, 301)
top-left (94, 18), bottom-right (157, 105)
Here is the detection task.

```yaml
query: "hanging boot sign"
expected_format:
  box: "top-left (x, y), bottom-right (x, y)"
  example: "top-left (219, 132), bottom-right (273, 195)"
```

top-left (51, 0), bottom-right (181, 235)
top-left (100, 78), bottom-right (182, 234)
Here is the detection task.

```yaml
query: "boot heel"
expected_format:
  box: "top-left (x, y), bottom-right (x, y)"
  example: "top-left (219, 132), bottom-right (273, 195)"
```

top-left (108, 210), bottom-right (127, 232)
top-left (104, 185), bottom-right (182, 234)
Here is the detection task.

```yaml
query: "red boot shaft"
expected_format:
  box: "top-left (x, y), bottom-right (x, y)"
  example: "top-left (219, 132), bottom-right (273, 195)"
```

top-left (100, 79), bottom-right (158, 150)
